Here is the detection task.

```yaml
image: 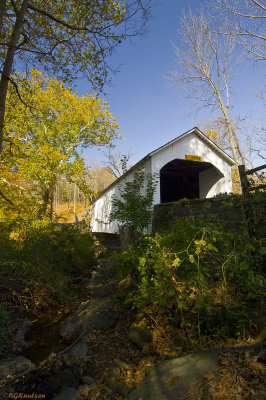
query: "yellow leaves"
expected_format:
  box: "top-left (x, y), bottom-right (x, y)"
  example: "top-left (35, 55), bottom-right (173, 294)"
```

top-left (205, 129), bottom-right (218, 142)
top-left (167, 375), bottom-right (180, 386)
top-left (3, 69), bottom-right (120, 212)
top-left (189, 254), bottom-right (195, 263)
top-left (244, 353), bottom-right (264, 372)
top-left (190, 350), bottom-right (266, 400)
top-left (204, 370), bottom-right (215, 380)
top-left (194, 239), bottom-right (207, 255)
top-left (6, 70), bottom-right (119, 151)
top-left (172, 257), bottom-right (181, 267)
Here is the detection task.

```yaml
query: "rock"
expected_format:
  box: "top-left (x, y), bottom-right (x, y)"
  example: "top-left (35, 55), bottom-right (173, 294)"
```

top-left (35, 380), bottom-right (56, 397)
top-left (55, 360), bottom-right (63, 368)
top-left (16, 317), bottom-right (33, 341)
top-left (16, 330), bottom-right (25, 340)
top-left (59, 298), bottom-right (118, 341)
top-left (16, 340), bottom-right (36, 354)
top-left (90, 270), bottom-right (99, 284)
top-left (52, 386), bottom-right (79, 400)
top-left (128, 325), bottom-right (152, 349)
top-left (90, 284), bottom-right (113, 298)
top-left (142, 344), bottom-right (152, 355)
top-left (125, 344), bottom-right (263, 400)
top-left (0, 356), bottom-right (35, 379)
top-left (68, 343), bottom-right (88, 359)
top-left (22, 317), bottom-right (33, 332)
top-left (109, 380), bottom-right (130, 397)
top-left (125, 348), bottom-right (220, 400)
top-left (59, 369), bottom-right (80, 388)
top-left (82, 375), bottom-right (95, 385)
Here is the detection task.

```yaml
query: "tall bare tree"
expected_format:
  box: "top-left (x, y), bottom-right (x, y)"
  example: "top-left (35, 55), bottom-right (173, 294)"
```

top-left (170, 10), bottom-right (245, 164)
top-left (215, 0), bottom-right (266, 61)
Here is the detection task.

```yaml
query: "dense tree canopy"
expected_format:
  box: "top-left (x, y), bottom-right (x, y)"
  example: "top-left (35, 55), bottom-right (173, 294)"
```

top-left (0, 0), bottom-right (151, 150)
top-left (1, 70), bottom-right (119, 217)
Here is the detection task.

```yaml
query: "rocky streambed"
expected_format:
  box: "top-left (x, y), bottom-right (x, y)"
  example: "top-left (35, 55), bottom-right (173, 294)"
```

top-left (0, 259), bottom-right (142, 399)
top-left (1, 258), bottom-right (265, 400)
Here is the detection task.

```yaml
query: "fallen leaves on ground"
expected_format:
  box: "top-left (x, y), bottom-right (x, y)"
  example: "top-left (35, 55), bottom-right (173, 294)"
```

top-left (190, 349), bottom-right (265, 400)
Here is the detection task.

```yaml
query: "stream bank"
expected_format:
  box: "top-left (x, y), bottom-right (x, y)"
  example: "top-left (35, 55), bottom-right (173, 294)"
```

top-left (1, 254), bottom-right (265, 400)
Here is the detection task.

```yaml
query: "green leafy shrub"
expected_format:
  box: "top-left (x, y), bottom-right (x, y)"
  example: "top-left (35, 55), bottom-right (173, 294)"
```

top-left (21, 222), bottom-right (97, 273)
top-left (110, 166), bottom-right (158, 233)
top-left (116, 218), bottom-right (265, 341)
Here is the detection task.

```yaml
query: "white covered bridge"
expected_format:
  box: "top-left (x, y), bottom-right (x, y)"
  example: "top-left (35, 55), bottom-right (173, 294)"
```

top-left (90, 127), bottom-right (237, 234)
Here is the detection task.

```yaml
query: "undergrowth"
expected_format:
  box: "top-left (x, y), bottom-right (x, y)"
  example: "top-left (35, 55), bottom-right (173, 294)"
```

top-left (115, 217), bottom-right (265, 344)
top-left (0, 303), bottom-right (9, 354)
top-left (0, 219), bottom-right (99, 352)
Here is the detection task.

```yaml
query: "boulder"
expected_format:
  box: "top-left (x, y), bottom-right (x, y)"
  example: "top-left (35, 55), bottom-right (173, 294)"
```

top-left (35, 380), bottom-right (56, 397)
top-left (125, 344), bottom-right (263, 400)
top-left (68, 343), bottom-right (88, 359)
top-left (57, 370), bottom-right (80, 389)
top-left (82, 375), bottom-right (95, 385)
top-left (125, 349), bottom-right (220, 400)
top-left (109, 380), bottom-right (130, 397)
top-left (52, 386), bottom-right (79, 400)
top-left (59, 298), bottom-right (118, 341)
top-left (0, 356), bottom-right (35, 379)
top-left (16, 317), bottom-right (33, 341)
top-left (127, 325), bottom-right (152, 349)
top-left (90, 284), bottom-right (113, 298)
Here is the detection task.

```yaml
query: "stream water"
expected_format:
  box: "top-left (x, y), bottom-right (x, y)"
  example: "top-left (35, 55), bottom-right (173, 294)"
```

top-left (21, 310), bottom-right (70, 364)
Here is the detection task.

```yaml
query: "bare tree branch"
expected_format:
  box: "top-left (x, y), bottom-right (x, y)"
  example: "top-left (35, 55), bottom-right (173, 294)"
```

top-left (102, 149), bottom-right (134, 178)
top-left (214, 0), bottom-right (266, 61)
top-left (0, 0), bottom-right (152, 153)
top-left (0, 190), bottom-right (13, 205)
top-left (169, 10), bottom-right (243, 163)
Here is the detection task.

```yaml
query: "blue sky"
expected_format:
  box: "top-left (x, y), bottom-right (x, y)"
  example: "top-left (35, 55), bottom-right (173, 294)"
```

top-left (78, 0), bottom-right (265, 167)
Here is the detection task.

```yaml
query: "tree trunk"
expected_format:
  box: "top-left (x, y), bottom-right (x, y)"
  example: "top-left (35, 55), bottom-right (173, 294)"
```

top-left (0, 0), bottom-right (29, 152)
top-left (73, 182), bottom-right (76, 214)
top-left (49, 189), bottom-right (54, 222)
top-left (38, 186), bottom-right (50, 219)
top-left (0, 0), bottom-right (7, 35)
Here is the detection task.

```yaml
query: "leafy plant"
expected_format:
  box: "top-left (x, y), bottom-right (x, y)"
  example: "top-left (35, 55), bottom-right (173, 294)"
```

top-left (116, 217), bottom-right (265, 342)
top-left (0, 220), bottom-right (98, 315)
top-left (2, 70), bottom-right (119, 218)
top-left (110, 165), bottom-right (158, 233)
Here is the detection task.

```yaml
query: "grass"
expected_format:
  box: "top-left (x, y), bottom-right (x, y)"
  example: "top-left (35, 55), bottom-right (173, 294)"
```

top-left (54, 202), bottom-right (89, 223)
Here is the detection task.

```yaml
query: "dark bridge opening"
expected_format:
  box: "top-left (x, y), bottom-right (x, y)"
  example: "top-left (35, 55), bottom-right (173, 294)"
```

top-left (160, 159), bottom-right (217, 203)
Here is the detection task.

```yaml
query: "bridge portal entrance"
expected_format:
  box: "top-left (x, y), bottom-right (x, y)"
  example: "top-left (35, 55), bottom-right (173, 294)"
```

top-left (160, 159), bottom-right (223, 203)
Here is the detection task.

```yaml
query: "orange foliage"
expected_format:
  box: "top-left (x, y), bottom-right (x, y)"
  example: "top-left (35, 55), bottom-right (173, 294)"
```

top-left (54, 202), bottom-right (89, 223)
top-left (205, 129), bottom-right (218, 142)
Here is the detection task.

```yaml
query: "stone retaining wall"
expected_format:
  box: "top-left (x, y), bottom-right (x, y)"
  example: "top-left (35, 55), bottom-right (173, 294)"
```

top-left (152, 195), bottom-right (266, 235)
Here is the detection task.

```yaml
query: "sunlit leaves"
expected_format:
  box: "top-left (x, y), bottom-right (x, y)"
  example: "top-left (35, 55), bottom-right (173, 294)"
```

top-left (2, 70), bottom-right (119, 215)
top-left (1, 0), bottom-right (150, 89)
top-left (110, 166), bottom-right (158, 232)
